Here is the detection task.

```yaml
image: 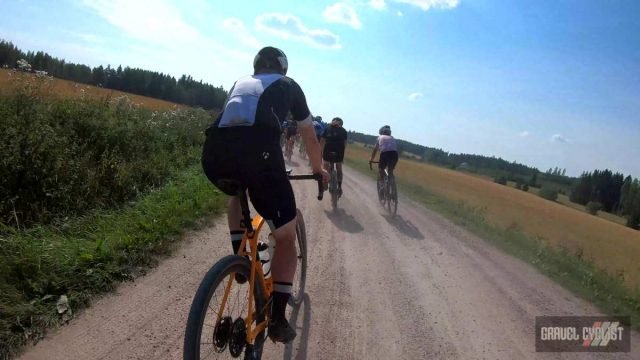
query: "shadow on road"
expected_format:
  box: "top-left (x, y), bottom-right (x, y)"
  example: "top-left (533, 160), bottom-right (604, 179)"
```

top-left (324, 208), bottom-right (364, 233)
top-left (384, 214), bottom-right (424, 240)
top-left (283, 293), bottom-right (311, 360)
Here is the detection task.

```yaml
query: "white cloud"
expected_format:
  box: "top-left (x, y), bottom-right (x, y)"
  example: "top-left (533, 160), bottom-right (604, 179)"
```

top-left (519, 131), bottom-right (529, 137)
top-left (82, 0), bottom-right (199, 46)
top-left (256, 13), bottom-right (341, 50)
top-left (551, 134), bottom-right (569, 143)
top-left (369, 0), bottom-right (386, 10)
top-left (81, 0), bottom-right (254, 85)
top-left (66, 31), bottom-right (103, 44)
top-left (397, 10), bottom-right (403, 16)
top-left (408, 92), bottom-right (423, 101)
top-left (223, 18), bottom-right (262, 49)
top-left (323, 3), bottom-right (362, 29)
top-left (392, 0), bottom-right (460, 11)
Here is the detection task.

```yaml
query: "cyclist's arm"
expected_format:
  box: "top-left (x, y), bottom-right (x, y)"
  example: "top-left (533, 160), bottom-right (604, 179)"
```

top-left (370, 141), bottom-right (379, 161)
top-left (288, 78), bottom-right (323, 174)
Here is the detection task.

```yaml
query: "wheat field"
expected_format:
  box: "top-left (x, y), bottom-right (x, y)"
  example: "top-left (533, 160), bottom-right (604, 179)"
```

top-left (0, 68), bottom-right (182, 111)
top-left (347, 143), bottom-right (640, 290)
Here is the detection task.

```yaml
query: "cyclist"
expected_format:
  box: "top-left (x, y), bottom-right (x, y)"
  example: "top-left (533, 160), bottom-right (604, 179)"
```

top-left (321, 117), bottom-right (348, 196)
top-left (284, 117), bottom-right (298, 158)
top-left (313, 116), bottom-right (324, 141)
top-left (369, 125), bottom-right (398, 200)
top-left (201, 46), bottom-right (329, 343)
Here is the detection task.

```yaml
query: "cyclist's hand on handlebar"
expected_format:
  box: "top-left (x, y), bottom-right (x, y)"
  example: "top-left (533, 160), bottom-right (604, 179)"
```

top-left (315, 168), bottom-right (330, 189)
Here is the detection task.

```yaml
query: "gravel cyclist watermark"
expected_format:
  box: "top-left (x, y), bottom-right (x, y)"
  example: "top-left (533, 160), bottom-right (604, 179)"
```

top-left (536, 316), bottom-right (630, 352)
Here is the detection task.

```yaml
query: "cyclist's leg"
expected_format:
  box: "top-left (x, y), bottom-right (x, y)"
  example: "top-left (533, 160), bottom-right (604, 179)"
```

top-left (202, 133), bottom-right (246, 254)
top-left (336, 162), bottom-right (343, 192)
top-left (248, 169), bottom-right (298, 342)
top-left (334, 149), bottom-right (345, 190)
top-left (227, 196), bottom-right (244, 253)
top-left (378, 152), bottom-right (390, 197)
top-left (387, 151), bottom-right (399, 177)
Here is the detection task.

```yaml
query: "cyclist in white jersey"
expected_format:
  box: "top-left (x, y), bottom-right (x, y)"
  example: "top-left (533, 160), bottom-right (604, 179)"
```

top-left (369, 125), bottom-right (399, 199)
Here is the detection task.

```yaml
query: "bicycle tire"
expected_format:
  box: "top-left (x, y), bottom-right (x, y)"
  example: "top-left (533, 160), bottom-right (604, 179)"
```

top-left (184, 255), bottom-right (267, 360)
top-left (388, 177), bottom-right (398, 216)
top-left (329, 167), bottom-right (338, 211)
top-left (289, 209), bottom-right (307, 306)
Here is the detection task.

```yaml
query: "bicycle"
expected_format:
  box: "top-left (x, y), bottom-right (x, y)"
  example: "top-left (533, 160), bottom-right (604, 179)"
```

top-left (183, 172), bottom-right (324, 360)
top-left (369, 161), bottom-right (397, 216)
top-left (285, 137), bottom-right (295, 162)
top-left (326, 152), bottom-right (340, 211)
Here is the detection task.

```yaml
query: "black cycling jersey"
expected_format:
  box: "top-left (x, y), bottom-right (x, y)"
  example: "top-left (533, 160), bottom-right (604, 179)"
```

top-left (322, 125), bottom-right (348, 163)
top-left (202, 74), bottom-right (313, 229)
top-left (206, 74), bottom-right (312, 141)
top-left (322, 126), bottom-right (347, 152)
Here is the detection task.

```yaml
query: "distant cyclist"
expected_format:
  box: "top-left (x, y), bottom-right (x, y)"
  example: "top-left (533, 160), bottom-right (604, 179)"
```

top-left (201, 46), bottom-right (329, 343)
top-left (313, 116), bottom-right (325, 141)
top-left (285, 119), bottom-right (298, 158)
top-left (321, 117), bottom-right (348, 196)
top-left (369, 125), bottom-right (398, 200)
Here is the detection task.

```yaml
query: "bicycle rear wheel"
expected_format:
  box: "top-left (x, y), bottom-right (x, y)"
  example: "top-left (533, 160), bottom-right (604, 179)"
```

top-left (387, 177), bottom-right (398, 216)
top-left (329, 168), bottom-right (338, 211)
top-left (289, 209), bottom-right (307, 306)
top-left (184, 255), bottom-right (267, 360)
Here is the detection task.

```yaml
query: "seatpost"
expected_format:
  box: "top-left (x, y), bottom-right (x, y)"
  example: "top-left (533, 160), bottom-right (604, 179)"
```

top-left (238, 190), bottom-right (254, 235)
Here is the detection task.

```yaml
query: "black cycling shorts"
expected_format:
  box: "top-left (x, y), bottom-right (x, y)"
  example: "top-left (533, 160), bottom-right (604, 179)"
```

top-left (323, 148), bottom-right (345, 163)
top-left (379, 151), bottom-right (399, 172)
top-left (202, 128), bottom-right (296, 229)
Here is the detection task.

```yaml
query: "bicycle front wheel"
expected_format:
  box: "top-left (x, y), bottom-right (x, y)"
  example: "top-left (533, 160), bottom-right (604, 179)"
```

top-left (289, 209), bottom-right (308, 306)
top-left (184, 255), bottom-right (267, 360)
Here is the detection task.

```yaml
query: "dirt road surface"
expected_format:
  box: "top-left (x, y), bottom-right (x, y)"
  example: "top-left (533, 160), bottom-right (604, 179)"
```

top-left (19, 155), bottom-right (639, 359)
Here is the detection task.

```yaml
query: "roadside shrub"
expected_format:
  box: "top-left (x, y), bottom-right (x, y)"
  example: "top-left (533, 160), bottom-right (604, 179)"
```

top-left (494, 176), bottom-right (507, 185)
top-left (522, 184), bottom-right (529, 192)
top-left (539, 186), bottom-right (559, 201)
top-left (586, 201), bottom-right (603, 215)
top-left (0, 72), bottom-right (212, 228)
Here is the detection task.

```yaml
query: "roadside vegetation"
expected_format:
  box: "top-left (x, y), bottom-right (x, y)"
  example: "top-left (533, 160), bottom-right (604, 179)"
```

top-left (0, 69), bottom-right (225, 359)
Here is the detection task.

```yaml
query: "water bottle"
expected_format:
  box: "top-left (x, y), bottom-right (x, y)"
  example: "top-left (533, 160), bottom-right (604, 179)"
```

top-left (258, 240), bottom-right (271, 279)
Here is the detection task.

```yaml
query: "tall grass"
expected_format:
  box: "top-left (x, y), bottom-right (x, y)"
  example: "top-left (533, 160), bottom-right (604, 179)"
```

top-left (0, 70), bottom-right (211, 228)
top-left (0, 166), bottom-right (225, 359)
top-left (0, 72), bottom-right (226, 359)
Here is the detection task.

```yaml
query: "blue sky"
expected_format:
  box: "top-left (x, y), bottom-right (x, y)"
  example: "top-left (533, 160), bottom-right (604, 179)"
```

top-left (1, 0), bottom-right (639, 177)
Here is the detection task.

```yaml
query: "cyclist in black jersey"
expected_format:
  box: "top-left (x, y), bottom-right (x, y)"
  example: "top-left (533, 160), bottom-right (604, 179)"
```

top-left (201, 46), bottom-right (329, 343)
top-left (321, 117), bottom-right (348, 195)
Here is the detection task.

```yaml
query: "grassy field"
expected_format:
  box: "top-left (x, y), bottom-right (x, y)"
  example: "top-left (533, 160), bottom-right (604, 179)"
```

top-left (0, 68), bottom-right (183, 111)
top-left (347, 143), bottom-right (640, 291)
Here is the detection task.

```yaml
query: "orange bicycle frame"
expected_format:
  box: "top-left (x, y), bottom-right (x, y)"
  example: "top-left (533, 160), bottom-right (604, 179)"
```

top-left (214, 214), bottom-right (272, 344)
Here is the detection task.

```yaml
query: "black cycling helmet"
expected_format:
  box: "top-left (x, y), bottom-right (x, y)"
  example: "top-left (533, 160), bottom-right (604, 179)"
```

top-left (379, 125), bottom-right (391, 135)
top-left (253, 46), bottom-right (288, 75)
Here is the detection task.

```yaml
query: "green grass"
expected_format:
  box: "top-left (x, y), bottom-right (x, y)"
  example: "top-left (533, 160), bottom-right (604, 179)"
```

top-left (0, 166), bottom-right (225, 359)
top-left (346, 156), bottom-right (640, 331)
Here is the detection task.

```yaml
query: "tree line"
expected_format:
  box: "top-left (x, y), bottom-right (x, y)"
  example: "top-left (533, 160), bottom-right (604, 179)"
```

top-left (0, 40), bottom-right (228, 110)
top-left (571, 170), bottom-right (640, 229)
top-left (348, 130), bottom-right (537, 178)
